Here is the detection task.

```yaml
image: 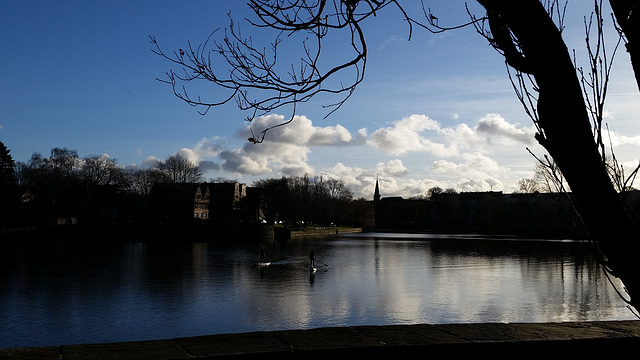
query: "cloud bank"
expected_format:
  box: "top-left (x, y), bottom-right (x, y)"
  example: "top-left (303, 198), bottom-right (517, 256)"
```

top-left (163, 112), bottom-right (557, 198)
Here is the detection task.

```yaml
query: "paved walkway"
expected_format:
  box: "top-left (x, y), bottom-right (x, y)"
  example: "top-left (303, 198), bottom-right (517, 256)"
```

top-left (2, 320), bottom-right (639, 359)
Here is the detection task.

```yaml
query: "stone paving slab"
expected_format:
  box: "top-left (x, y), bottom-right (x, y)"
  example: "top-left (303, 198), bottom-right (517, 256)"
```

top-left (590, 320), bottom-right (640, 335)
top-left (271, 326), bottom-right (385, 351)
top-left (501, 321), bottom-right (635, 341)
top-left (58, 340), bottom-right (188, 360)
top-left (2, 321), bottom-right (640, 359)
top-left (175, 331), bottom-right (292, 358)
top-left (354, 323), bottom-right (467, 346)
top-left (0, 347), bottom-right (60, 360)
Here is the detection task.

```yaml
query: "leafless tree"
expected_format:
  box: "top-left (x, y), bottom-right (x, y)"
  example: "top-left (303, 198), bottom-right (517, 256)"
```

top-left (127, 168), bottom-right (164, 196)
top-left (48, 147), bottom-right (80, 179)
top-left (78, 154), bottom-right (126, 187)
top-left (517, 178), bottom-right (541, 193)
top-left (427, 186), bottom-right (443, 199)
top-left (151, 1), bottom-right (477, 143)
top-left (156, 153), bottom-right (204, 183)
top-left (474, 0), bottom-right (640, 314)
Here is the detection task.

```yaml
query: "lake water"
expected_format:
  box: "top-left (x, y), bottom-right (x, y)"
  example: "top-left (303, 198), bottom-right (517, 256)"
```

top-left (0, 232), bottom-right (636, 348)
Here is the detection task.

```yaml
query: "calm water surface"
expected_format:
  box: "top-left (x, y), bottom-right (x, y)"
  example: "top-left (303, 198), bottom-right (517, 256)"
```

top-left (0, 232), bottom-right (635, 348)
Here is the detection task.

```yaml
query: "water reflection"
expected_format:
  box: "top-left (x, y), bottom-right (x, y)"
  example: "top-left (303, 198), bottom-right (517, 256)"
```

top-left (0, 233), bottom-right (634, 348)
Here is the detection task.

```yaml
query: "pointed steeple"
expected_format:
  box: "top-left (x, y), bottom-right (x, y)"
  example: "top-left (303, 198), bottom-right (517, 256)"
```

top-left (373, 177), bottom-right (381, 203)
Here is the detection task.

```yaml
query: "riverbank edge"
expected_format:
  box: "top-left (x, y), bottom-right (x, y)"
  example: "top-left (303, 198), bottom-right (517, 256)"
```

top-left (2, 320), bottom-right (639, 359)
top-left (1, 224), bottom-right (366, 241)
top-left (276, 226), bottom-right (362, 239)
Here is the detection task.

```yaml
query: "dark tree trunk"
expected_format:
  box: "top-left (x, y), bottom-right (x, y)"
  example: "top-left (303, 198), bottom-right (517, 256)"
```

top-left (479, 0), bottom-right (640, 311)
top-left (610, 0), bottom-right (640, 91)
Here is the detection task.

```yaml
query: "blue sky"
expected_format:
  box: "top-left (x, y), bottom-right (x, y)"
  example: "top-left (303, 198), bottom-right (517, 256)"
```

top-left (2, 1), bottom-right (640, 198)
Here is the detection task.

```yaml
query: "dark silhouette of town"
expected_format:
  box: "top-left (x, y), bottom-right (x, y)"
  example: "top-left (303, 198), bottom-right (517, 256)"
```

top-left (5, 170), bottom-right (632, 240)
top-left (3, 143), bottom-right (638, 240)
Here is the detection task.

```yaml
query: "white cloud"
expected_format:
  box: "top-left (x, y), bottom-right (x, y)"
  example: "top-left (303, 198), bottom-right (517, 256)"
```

top-left (622, 159), bottom-right (640, 174)
top-left (324, 162), bottom-right (376, 198)
top-left (443, 123), bottom-right (483, 148)
top-left (219, 148), bottom-right (273, 176)
top-left (368, 113), bottom-right (535, 158)
top-left (455, 177), bottom-right (503, 192)
top-left (369, 114), bottom-right (457, 156)
top-left (321, 161), bottom-right (446, 199)
top-left (175, 148), bottom-right (200, 165)
top-left (607, 131), bottom-right (640, 147)
top-left (141, 156), bottom-right (161, 169)
top-left (212, 114), bottom-right (376, 177)
top-left (194, 137), bottom-right (224, 157)
top-left (160, 112), bottom-right (547, 196)
top-left (247, 114), bottom-right (366, 146)
top-left (474, 113), bottom-right (536, 145)
top-left (208, 114), bottom-right (368, 176)
top-left (377, 159), bottom-right (409, 177)
top-left (327, 162), bottom-right (373, 187)
top-left (431, 153), bottom-right (509, 192)
top-left (432, 152), bottom-right (501, 175)
top-left (382, 177), bottom-right (442, 198)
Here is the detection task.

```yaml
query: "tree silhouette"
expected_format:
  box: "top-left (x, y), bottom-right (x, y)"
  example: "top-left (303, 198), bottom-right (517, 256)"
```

top-left (0, 142), bottom-right (18, 225)
top-left (253, 175), bottom-right (353, 226)
top-left (150, 1), bottom-right (477, 143)
top-left (156, 153), bottom-right (204, 183)
top-left (0, 142), bottom-right (16, 187)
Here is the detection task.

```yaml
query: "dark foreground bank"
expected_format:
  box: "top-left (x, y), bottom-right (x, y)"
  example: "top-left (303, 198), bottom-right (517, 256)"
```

top-left (1, 321), bottom-right (639, 359)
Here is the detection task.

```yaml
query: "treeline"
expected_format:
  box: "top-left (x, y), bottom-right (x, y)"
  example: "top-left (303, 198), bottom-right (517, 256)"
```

top-left (1, 145), bottom-right (204, 226)
top-left (253, 176), bottom-right (373, 229)
top-left (14, 148), bottom-right (204, 195)
top-left (0, 143), bottom-right (371, 229)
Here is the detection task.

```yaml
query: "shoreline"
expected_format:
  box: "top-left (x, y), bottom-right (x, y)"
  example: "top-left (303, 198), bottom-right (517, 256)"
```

top-left (2, 321), bottom-right (639, 359)
top-left (1, 224), bottom-right (586, 242)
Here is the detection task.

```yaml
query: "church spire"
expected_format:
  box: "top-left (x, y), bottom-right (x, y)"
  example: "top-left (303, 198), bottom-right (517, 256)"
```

top-left (373, 177), bottom-right (380, 203)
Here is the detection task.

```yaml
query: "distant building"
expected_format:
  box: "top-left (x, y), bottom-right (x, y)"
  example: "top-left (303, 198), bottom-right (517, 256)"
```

top-left (209, 182), bottom-right (247, 222)
top-left (146, 181), bottom-right (267, 225)
top-left (244, 186), bottom-right (266, 223)
top-left (372, 178), bottom-right (424, 230)
top-left (371, 181), bottom-right (588, 238)
top-left (374, 196), bottom-right (426, 230)
top-left (148, 183), bottom-right (210, 222)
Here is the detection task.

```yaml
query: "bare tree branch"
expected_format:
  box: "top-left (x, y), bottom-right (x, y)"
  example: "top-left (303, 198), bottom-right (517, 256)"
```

top-left (151, 1), bottom-right (482, 143)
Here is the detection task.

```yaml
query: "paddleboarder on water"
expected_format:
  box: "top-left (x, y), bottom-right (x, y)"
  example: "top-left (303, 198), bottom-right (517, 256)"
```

top-left (260, 246), bottom-right (267, 263)
top-left (309, 249), bottom-right (316, 268)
